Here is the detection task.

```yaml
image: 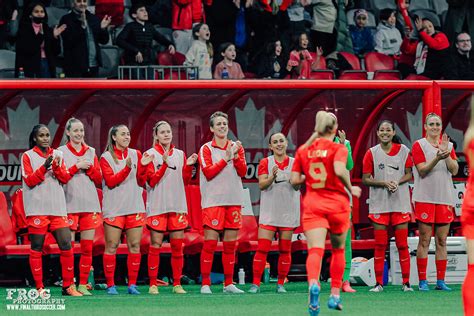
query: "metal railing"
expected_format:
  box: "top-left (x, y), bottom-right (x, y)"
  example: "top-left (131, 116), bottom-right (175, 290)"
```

top-left (118, 65), bottom-right (199, 80)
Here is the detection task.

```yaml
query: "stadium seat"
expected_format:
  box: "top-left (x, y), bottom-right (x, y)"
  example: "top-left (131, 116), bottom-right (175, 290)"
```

top-left (309, 52), bottom-right (327, 69)
top-left (45, 7), bottom-right (68, 28)
top-left (408, 0), bottom-right (432, 13)
top-left (364, 52), bottom-right (395, 72)
top-left (99, 45), bottom-right (120, 78)
top-left (346, 9), bottom-right (377, 28)
top-left (0, 49), bottom-right (15, 78)
top-left (339, 70), bottom-right (368, 80)
top-left (370, 0), bottom-right (397, 19)
top-left (432, 0), bottom-right (448, 15)
top-left (237, 215), bottom-right (258, 253)
top-left (373, 70), bottom-right (401, 80)
top-left (0, 192), bottom-right (16, 255)
top-left (406, 74), bottom-right (430, 80)
top-left (338, 52), bottom-right (361, 70)
top-left (309, 70), bottom-right (335, 80)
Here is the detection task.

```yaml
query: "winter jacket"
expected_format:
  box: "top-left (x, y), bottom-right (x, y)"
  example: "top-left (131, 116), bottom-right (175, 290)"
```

top-left (374, 21), bottom-right (402, 55)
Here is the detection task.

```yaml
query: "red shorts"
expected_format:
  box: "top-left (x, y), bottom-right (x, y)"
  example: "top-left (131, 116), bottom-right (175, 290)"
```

top-left (414, 202), bottom-right (454, 224)
top-left (462, 208), bottom-right (474, 239)
top-left (68, 212), bottom-right (102, 231)
top-left (27, 215), bottom-right (70, 235)
top-left (302, 211), bottom-right (350, 234)
top-left (369, 212), bottom-right (411, 226)
top-left (259, 224), bottom-right (294, 232)
top-left (202, 206), bottom-right (242, 231)
top-left (147, 213), bottom-right (188, 232)
top-left (103, 213), bottom-right (146, 230)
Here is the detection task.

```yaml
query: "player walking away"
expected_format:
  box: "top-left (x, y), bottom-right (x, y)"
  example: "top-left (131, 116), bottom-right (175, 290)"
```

top-left (249, 133), bottom-right (301, 294)
top-left (58, 118), bottom-right (102, 295)
top-left (198, 111), bottom-right (247, 294)
top-left (291, 111), bottom-right (361, 315)
top-left (142, 121), bottom-right (198, 295)
top-left (412, 113), bottom-right (459, 291)
top-left (22, 124), bottom-right (82, 296)
top-left (100, 125), bottom-right (148, 295)
top-left (362, 120), bottom-right (413, 292)
top-left (462, 101), bottom-right (474, 316)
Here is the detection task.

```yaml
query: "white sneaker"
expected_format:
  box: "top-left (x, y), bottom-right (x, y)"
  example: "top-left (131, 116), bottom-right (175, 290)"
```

top-left (223, 284), bottom-right (244, 294)
top-left (200, 285), bottom-right (212, 294)
top-left (402, 283), bottom-right (414, 292)
top-left (369, 284), bottom-right (384, 292)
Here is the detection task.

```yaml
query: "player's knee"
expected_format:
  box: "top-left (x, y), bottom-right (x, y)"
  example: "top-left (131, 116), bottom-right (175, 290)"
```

top-left (106, 240), bottom-right (120, 252)
top-left (435, 236), bottom-right (447, 248)
top-left (128, 241), bottom-right (141, 253)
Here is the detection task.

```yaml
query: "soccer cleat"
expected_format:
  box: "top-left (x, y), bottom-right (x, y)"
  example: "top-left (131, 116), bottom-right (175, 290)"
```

top-left (369, 283), bottom-right (384, 292)
top-left (248, 284), bottom-right (260, 294)
top-left (128, 284), bottom-right (141, 295)
top-left (106, 285), bottom-right (119, 295)
top-left (435, 280), bottom-right (452, 291)
top-left (223, 284), bottom-right (244, 294)
top-left (308, 284), bottom-right (320, 316)
top-left (172, 285), bottom-right (187, 294)
top-left (327, 295), bottom-right (343, 311)
top-left (77, 284), bottom-right (93, 296)
top-left (418, 280), bottom-right (430, 291)
top-left (62, 285), bottom-right (83, 296)
top-left (342, 280), bottom-right (356, 293)
top-left (402, 283), bottom-right (414, 292)
top-left (200, 285), bottom-right (212, 294)
top-left (148, 285), bottom-right (159, 295)
top-left (276, 284), bottom-right (287, 293)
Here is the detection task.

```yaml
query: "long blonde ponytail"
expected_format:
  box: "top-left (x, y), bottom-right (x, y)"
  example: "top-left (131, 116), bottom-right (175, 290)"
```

top-left (315, 111), bottom-right (337, 135)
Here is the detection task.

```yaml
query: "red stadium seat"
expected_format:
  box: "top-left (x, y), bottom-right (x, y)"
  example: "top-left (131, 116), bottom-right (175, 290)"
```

top-left (373, 70), bottom-right (402, 80)
top-left (364, 52), bottom-right (395, 72)
top-left (406, 74), bottom-right (430, 80)
top-left (237, 215), bottom-right (259, 253)
top-left (310, 70), bottom-right (335, 80)
top-left (185, 185), bottom-right (203, 233)
top-left (0, 192), bottom-right (16, 255)
top-left (339, 52), bottom-right (361, 70)
top-left (339, 70), bottom-right (368, 80)
top-left (309, 52), bottom-right (327, 69)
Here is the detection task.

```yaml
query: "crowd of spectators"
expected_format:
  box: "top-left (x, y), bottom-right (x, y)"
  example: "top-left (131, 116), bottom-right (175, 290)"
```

top-left (0, 0), bottom-right (473, 80)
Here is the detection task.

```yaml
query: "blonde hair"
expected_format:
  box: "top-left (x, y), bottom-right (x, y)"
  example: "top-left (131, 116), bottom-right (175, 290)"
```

top-left (105, 124), bottom-right (127, 164)
top-left (152, 120), bottom-right (171, 145)
top-left (315, 111), bottom-right (337, 135)
top-left (425, 112), bottom-right (442, 125)
top-left (209, 111), bottom-right (228, 127)
top-left (464, 96), bottom-right (474, 151)
top-left (64, 117), bottom-right (82, 144)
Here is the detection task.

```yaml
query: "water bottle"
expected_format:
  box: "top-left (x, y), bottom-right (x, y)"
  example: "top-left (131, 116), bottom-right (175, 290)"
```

top-left (221, 67), bottom-right (229, 79)
top-left (238, 268), bottom-right (245, 285)
top-left (188, 68), bottom-right (196, 80)
top-left (18, 67), bottom-right (25, 79)
top-left (263, 262), bottom-right (270, 284)
top-left (87, 266), bottom-right (95, 287)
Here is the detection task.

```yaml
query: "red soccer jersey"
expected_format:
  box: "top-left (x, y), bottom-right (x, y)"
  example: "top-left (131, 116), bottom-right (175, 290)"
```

top-left (362, 143), bottom-right (414, 175)
top-left (292, 138), bottom-right (349, 214)
top-left (463, 139), bottom-right (474, 211)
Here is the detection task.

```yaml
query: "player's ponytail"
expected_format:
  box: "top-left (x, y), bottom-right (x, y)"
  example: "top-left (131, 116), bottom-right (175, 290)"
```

top-left (464, 96), bottom-right (474, 151)
top-left (315, 111), bottom-right (337, 136)
top-left (105, 124), bottom-right (126, 164)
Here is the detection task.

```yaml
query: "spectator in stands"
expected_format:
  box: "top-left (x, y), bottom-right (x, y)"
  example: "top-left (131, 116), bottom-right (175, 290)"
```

top-left (214, 42), bottom-right (245, 79)
top-left (0, 0), bottom-right (18, 49)
top-left (59, 0), bottom-right (111, 78)
top-left (254, 39), bottom-right (288, 79)
top-left (116, 3), bottom-right (175, 79)
top-left (286, 0), bottom-right (310, 49)
top-left (374, 9), bottom-right (402, 56)
top-left (15, 2), bottom-right (66, 78)
top-left (446, 32), bottom-right (474, 80)
top-left (95, 0), bottom-right (124, 27)
top-left (310, 0), bottom-right (337, 56)
top-left (184, 23), bottom-right (213, 79)
top-left (349, 9), bottom-right (374, 57)
top-left (444, 0), bottom-right (474, 44)
top-left (286, 32), bottom-right (323, 79)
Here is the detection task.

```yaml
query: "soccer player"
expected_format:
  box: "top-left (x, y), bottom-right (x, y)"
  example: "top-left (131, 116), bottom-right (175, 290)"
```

top-left (362, 120), bottom-right (413, 292)
top-left (291, 111), bottom-right (361, 315)
top-left (142, 121), bottom-right (198, 295)
top-left (249, 133), bottom-right (301, 294)
top-left (462, 102), bottom-right (474, 316)
top-left (22, 124), bottom-right (82, 296)
top-left (58, 118), bottom-right (102, 295)
top-left (412, 113), bottom-right (458, 291)
top-left (100, 125), bottom-right (149, 295)
top-left (198, 111), bottom-right (247, 294)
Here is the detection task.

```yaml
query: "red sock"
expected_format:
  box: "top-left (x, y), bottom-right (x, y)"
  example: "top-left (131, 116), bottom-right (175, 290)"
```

top-left (278, 239), bottom-right (292, 285)
top-left (436, 259), bottom-right (447, 281)
top-left (417, 257), bottom-right (428, 281)
top-left (222, 240), bottom-right (237, 286)
top-left (60, 249), bottom-right (75, 288)
top-left (252, 239), bottom-right (271, 286)
top-left (79, 240), bottom-right (93, 285)
top-left (395, 229), bottom-right (410, 284)
top-left (148, 246), bottom-right (161, 286)
top-left (200, 239), bottom-right (217, 286)
top-left (330, 248), bottom-right (345, 291)
top-left (374, 229), bottom-right (388, 285)
top-left (306, 247), bottom-right (324, 285)
top-left (29, 249), bottom-right (44, 289)
top-left (127, 253), bottom-right (141, 286)
top-left (171, 239), bottom-right (184, 286)
top-left (463, 264), bottom-right (474, 316)
top-left (103, 253), bottom-right (116, 287)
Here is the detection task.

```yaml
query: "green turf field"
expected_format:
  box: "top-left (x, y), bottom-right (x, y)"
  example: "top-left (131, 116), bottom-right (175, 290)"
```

top-left (1, 282), bottom-right (463, 315)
